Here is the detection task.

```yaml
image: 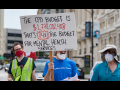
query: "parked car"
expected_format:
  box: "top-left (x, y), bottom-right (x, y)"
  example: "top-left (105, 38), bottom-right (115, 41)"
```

top-left (89, 61), bottom-right (103, 81)
top-left (78, 68), bottom-right (84, 79)
top-left (34, 59), bottom-right (49, 81)
top-left (4, 64), bottom-right (10, 72)
top-left (0, 65), bottom-right (3, 70)
top-left (76, 64), bottom-right (84, 79)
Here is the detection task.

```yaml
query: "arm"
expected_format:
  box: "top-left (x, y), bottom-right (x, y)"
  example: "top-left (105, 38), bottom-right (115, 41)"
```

top-left (91, 65), bottom-right (99, 81)
top-left (44, 69), bottom-right (51, 81)
top-left (8, 62), bottom-right (13, 81)
top-left (43, 62), bottom-right (54, 81)
top-left (32, 70), bottom-right (37, 81)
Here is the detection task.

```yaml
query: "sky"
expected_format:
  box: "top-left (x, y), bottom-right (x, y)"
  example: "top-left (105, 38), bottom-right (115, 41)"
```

top-left (4, 9), bottom-right (38, 29)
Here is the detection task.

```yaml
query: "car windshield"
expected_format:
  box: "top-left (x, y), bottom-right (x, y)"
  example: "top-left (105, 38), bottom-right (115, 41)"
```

top-left (6, 64), bottom-right (10, 67)
top-left (34, 61), bottom-right (46, 73)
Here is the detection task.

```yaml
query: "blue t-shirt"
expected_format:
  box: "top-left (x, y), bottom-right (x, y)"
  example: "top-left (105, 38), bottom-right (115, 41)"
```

top-left (8, 57), bottom-right (36, 74)
top-left (42, 57), bottom-right (80, 81)
top-left (91, 61), bottom-right (120, 81)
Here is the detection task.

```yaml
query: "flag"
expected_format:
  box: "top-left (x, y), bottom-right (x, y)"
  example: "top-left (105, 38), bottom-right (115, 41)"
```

top-left (24, 52), bottom-right (37, 61)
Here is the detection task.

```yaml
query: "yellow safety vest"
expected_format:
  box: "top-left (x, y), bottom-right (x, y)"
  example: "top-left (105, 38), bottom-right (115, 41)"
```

top-left (11, 58), bottom-right (33, 81)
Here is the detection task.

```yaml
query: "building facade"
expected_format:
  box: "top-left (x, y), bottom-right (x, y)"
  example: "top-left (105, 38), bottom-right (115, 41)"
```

top-left (0, 9), bottom-right (4, 56)
top-left (64, 9), bottom-right (120, 68)
top-left (4, 28), bottom-right (23, 53)
top-left (37, 9), bottom-right (120, 68)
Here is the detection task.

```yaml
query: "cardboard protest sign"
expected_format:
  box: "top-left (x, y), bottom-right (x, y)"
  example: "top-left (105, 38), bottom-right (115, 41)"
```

top-left (20, 12), bottom-right (77, 52)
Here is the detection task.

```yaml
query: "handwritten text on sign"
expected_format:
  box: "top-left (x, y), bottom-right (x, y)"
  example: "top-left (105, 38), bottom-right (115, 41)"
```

top-left (20, 12), bottom-right (77, 52)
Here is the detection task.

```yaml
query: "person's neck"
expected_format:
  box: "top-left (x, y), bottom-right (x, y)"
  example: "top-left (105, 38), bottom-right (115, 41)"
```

top-left (107, 59), bottom-right (117, 66)
top-left (16, 55), bottom-right (24, 62)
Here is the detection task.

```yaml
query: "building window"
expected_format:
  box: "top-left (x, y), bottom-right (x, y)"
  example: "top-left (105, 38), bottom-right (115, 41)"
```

top-left (7, 46), bottom-right (12, 50)
top-left (110, 17), bottom-right (114, 26)
top-left (90, 47), bottom-right (92, 53)
top-left (79, 49), bottom-right (81, 55)
top-left (114, 36), bottom-right (116, 46)
top-left (56, 9), bottom-right (59, 13)
top-left (109, 37), bottom-right (112, 44)
top-left (84, 48), bottom-right (86, 54)
top-left (8, 33), bottom-right (22, 37)
top-left (61, 9), bottom-right (64, 13)
top-left (8, 33), bottom-right (15, 37)
top-left (15, 34), bottom-right (22, 37)
top-left (8, 40), bottom-right (23, 44)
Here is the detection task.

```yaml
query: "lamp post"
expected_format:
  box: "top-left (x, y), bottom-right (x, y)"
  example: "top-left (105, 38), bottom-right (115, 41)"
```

top-left (85, 9), bottom-right (94, 67)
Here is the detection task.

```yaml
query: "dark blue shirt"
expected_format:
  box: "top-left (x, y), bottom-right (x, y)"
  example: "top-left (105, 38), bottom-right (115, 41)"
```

top-left (8, 57), bottom-right (36, 75)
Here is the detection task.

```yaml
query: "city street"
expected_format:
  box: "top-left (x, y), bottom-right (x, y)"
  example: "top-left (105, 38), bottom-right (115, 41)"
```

top-left (0, 68), bottom-right (89, 81)
top-left (0, 69), bottom-right (8, 81)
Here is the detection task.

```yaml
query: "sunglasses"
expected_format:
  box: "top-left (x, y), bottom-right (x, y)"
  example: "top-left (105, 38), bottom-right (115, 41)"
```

top-left (103, 50), bottom-right (114, 55)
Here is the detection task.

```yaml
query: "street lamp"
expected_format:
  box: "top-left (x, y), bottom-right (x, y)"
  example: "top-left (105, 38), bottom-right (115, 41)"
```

top-left (85, 9), bottom-right (94, 67)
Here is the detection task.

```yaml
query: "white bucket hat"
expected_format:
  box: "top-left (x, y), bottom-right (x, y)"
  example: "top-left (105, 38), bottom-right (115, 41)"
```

top-left (98, 44), bottom-right (119, 62)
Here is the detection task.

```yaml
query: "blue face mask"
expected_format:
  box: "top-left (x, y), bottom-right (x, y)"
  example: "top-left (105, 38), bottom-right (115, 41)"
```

top-left (105, 53), bottom-right (114, 62)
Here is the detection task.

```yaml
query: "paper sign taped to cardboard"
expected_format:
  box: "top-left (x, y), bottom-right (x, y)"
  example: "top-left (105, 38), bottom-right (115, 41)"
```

top-left (20, 12), bottom-right (77, 52)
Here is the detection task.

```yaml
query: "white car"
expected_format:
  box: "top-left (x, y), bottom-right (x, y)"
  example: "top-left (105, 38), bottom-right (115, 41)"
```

top-left (0, 65), bottom-right (2, 70)
top-left (89, 61), bottom-right (103, 81)
top-left (34, 59), bottom-right (49, 81)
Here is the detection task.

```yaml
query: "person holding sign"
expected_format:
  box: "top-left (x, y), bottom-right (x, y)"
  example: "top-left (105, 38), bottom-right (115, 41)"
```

top-left (8, 42), bottom-right (37, 81)
top-left (42, 50), bottom-right (80, 81)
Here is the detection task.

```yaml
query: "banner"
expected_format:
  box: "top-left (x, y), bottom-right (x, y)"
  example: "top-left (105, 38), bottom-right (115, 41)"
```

top-left (20, 12), bottom-right (77, 52)
top-left (24, 52), bottom-right (37, 60)
top-left (85, 22), bottom-right (91, 38)
top-left (94, 22), bottom-right (100, 38)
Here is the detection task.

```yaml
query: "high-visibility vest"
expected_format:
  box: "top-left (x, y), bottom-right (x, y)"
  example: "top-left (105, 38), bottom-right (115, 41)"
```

top-left (11, 58), bottom-right (33, 81)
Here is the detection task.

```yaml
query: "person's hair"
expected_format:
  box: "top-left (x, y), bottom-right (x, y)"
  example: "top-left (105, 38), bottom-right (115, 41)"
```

top-left (11, 42), bottom-right (23, 53)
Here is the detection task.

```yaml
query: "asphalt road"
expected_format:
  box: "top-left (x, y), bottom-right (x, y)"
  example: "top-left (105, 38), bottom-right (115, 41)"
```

top-left (0, 68), bottom-right (89, 81)
top-left (0, 69), bottom-right (8, 81)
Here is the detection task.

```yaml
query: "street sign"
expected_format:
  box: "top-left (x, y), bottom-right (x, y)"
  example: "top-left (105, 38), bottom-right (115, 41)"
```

top-left (84, 55), bottom-right (90, 67)
top-left (0, 56), bottom-right (6, 60)
top-left (85, 22), bottom-right (91, 38)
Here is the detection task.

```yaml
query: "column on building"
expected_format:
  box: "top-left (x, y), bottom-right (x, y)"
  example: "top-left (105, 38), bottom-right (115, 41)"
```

top-left (101, 9), bottom-right (105, 15)
top-left (82, 9), bottom-right (85, 25)
top-left (87, 9), bottom-right (91, 21)
top-left (94, 9), bottom-right (97, 19)
top-left (75, 9), bottom-right (78, 27)
top-left (65, 9), bottom-right (70, 13)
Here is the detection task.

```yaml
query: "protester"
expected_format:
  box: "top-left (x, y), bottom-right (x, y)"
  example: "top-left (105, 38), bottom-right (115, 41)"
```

top-left (42, 50), bottom-right (80, 81)
top-left (8, 42), bottom-right (37, 81)
top-left (91, 44), bottom-right (120, 81)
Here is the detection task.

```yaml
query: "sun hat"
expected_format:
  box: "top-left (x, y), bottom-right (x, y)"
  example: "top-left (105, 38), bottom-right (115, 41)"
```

top-left (98, 44), bottom-right (119, 62)
top-left (98, 45), bottom-right (117, 55)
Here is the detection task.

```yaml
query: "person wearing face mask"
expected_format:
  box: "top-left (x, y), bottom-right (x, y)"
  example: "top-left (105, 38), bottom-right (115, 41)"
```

top-left (42, 50), bottom-right (80, 81)
top-left (91, 44), bottom-right (120, 81)
top-left (8, 42), bottom-right (37, 81)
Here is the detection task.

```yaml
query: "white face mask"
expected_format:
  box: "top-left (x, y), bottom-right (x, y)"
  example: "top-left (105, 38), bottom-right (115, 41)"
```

top-left (105, 53), bottom-right (114, 62)
top-left (57, 53), bottom-right (66, 60)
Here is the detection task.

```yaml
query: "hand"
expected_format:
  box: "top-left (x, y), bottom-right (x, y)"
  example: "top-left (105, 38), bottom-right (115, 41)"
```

top-left (74, 79), bottom-right (80, 81)
top-left (8, 78), bottom-right (12, 81)
top-left (48, 62), bottom-right (54, 72)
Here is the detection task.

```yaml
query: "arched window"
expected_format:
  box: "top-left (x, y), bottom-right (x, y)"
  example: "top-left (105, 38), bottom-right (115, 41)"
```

top-left (109, 37), bottom-right (112, 44)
